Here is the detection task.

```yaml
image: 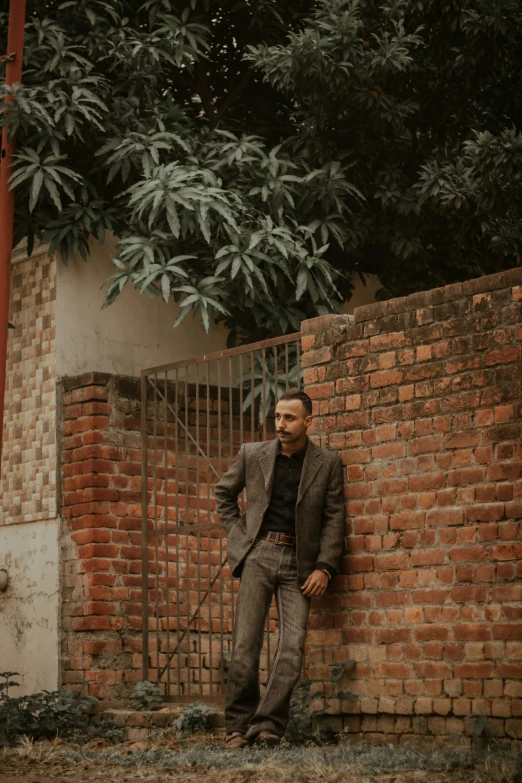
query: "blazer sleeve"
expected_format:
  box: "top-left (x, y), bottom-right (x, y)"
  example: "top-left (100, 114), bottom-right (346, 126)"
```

top-left (214, 445), bottom-right (246, 535)
top-left (316, 455), bottom-right (345, 576)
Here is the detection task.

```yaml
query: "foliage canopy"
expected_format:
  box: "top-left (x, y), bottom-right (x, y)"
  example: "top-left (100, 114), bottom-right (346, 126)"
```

top-left (1, 0), bottom-right (522, 341)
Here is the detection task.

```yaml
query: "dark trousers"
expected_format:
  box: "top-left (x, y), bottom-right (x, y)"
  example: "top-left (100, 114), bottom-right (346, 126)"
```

top-left (225, 538), bottom-right (311, 739)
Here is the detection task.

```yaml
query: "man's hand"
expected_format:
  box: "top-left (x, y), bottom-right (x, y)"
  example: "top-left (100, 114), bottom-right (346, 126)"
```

top-left (301, 569), bottom-right (329, 597)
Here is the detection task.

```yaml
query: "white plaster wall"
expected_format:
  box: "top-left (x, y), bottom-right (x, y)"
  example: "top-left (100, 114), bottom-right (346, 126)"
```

top-left (55, 234), bottom-right (230, 377)
top-left (55, 234), bottom-right (379, 378)
top-left (345, 274), bottom-right (381, 314)
top-left (0, 518), bottom-right (60, 695)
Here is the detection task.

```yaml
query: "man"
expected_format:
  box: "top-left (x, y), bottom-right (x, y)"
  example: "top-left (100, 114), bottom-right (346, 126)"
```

top-left (214, 389), bottom-right (345, 749)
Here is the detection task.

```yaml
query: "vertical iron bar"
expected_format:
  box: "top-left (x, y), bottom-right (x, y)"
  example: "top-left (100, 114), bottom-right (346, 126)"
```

top-left (141, 375), bottom-right (149, 684)
top-left (184, 368), bottom-right (191, 697)
top-left (239, 353), bottom-right (244, 507)
top-left (174, 369), bottom-right (181, 696)
top-left (163, 370), bottom-right (171, 696)
top-left (261, 348), bottom-right (267, 442)
top-left (196, 364), bottom-right (203, 695)
top-left (296, 339), bottom-right (301, 390)
top-left (285, 343), bottom-right (289, 391)
top-left (250, 351), bottom-right (255, 443)
top-left (217, 359), bottom-right (225, 688)
top-left (206, 362), bottom-right (213, 694)
top-left (273, 345), bottom-right (278, 413)
top-left (261, 349), bottom-right (270, 679)
top-left (228, 357), bottom-right (235, 636)
top-left (153, 374), bottom-right (160, 685)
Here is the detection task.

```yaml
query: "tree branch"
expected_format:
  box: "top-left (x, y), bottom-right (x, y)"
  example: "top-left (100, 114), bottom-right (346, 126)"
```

top-left (216, 69), bottom-right (253, 122)
top-left (197, 60), bottom-right (217, 125)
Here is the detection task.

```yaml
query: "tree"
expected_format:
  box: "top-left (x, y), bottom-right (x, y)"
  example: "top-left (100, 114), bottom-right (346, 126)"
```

top-left (2, 0), bottom-right (522, 342)
top-left (1, 0), bottom-right (357, 343)
top-left (247, 0), bottom-right (522, 296)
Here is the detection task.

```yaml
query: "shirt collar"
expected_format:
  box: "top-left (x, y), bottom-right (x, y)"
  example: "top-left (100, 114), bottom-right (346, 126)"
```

top-left (276, 437), bottom-right (308, 461)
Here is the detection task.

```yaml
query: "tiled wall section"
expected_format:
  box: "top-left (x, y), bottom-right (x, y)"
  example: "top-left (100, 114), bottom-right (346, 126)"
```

top-left (1, 248), bottom-right (57, 524)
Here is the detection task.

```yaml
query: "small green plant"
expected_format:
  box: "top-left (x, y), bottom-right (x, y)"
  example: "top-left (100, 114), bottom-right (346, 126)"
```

top-left (0, 672), bottom-right (20, 699)
top-left (0, 672), bottom-right (123, 746)
top-left (173, 701), bottom-right (213, 738)
top-left (130, 680), bottom-right (163, 711)
top-left (286, 659), bottom-right (356, 744)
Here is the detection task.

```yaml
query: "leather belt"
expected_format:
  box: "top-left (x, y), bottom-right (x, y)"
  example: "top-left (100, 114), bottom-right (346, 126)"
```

top-left (257, 531), bottom-right (296, 547)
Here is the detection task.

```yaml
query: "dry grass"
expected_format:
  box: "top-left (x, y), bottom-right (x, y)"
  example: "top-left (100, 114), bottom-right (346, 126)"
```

top-left (0, 736), bottom-right (520, 783)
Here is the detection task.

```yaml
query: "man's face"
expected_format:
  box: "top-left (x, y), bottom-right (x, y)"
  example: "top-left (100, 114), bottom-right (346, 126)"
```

top-left (274, 398), bottom-right (311, 444)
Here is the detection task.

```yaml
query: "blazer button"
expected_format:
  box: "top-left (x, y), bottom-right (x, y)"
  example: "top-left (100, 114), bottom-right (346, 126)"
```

top-left (247, 537), bottom-right (253, 542)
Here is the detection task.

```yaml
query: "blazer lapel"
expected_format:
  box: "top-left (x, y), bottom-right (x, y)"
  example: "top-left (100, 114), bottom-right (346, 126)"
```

top-left (257, 438), bottom-right (279, 494)
top-left (297, 439), bottom-right (323, 503)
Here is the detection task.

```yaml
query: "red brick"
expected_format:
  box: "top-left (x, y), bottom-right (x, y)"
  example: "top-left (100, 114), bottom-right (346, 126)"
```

top-left (454, 662), bottom-right (495, 678)
top-left (370, 332), bottom-right (405, 351)
top-left (451, 585), bottom-right (488, 602)
top-left (444, 643), bottom-right (463, 661)
top-left (77, 544), bottom-right (119, 559)
top-left (477, 523), bottom-right (498, 541)
top-left (449, 546), bottom-right (487, 563)
top-left (376, 628), bottom-right (412, 644)
top-left (370, 370), bottom-right (403, 389)
top-left (454, 624), bottom-right (492, 641)
top-left (506, 501), bottom-right (522, 519)
top-left (342, 628), bottom-right (374, 644)
top-left (497, 663), bottom-right (522, 678)
top-left (415, 625), bottom-right (451, 641)
top-left (71, 617), bottom-right (111, 631)
top-left (78, 557), bottom-right (113, 574)
top-left (413, 589), bottom-right (449, 604)
top-left (492, 585), bottom-right (522, 602)
top-left (389, 512), bottom-right (425, 530)
top-left (465, 503), bottom-right (505, 522)
top-left (307, 382), bottom-right (335, 399)
top-left (372, 442), bottom-right (405, 460)
top-left (484, 346), bottom-right (520, 366)
top-left (375, 592), bottom-right (410, 607)
top-left (415, 661), bottom-right (452, 678)
top-left (345, 554), bottom-right (374, 572)
top-left (426, 508), bottom-right (463, 527)
top-left (377, 663), bottom-right (412, 678)
top-left (411, 550), bottom-right (445, 567)
top-left (374, 553), bottom-right (410, 571)
top-left (449, 467), bottom-right (486, 486)
top-left (490, 544), bottom-right (522, 561)
top-left (493, 624), bottom-right (522, 640)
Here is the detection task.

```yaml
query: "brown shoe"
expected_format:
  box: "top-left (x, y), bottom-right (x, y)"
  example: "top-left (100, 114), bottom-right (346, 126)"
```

top-left (225, 732), bottom-right (248, 750)
top-left (255, 729), bottom-right (280, 746)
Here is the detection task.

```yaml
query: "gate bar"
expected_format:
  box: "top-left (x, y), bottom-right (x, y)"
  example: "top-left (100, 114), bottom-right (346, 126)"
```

top-left (140, 373), bottom-right (149, 682)
top-left (141, 332), bottom-right (300, 376)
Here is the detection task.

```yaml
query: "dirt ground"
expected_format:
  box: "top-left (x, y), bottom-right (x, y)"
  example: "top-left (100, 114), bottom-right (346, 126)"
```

top-left (0, 731), bottom-right (520, 783)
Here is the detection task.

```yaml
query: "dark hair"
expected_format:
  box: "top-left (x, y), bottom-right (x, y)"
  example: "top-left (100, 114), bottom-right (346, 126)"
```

top-left (277, 389), bottom-right (312, 416)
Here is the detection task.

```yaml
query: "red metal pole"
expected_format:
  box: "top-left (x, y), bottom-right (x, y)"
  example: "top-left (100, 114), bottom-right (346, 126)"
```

top-left (0, 0), bottom-right (26, 462)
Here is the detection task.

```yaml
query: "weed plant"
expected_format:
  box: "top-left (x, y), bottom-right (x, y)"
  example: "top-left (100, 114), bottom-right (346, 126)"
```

top-left (0, 672), bottom-right (123, 746)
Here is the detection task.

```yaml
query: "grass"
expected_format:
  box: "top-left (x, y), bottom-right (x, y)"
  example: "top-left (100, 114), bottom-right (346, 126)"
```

top-left (1, 735), bottom-right (521, 783)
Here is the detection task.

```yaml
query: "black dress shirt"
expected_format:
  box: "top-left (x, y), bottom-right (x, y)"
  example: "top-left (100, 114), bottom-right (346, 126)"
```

top-left (260, 439), bottom-right (335, 578)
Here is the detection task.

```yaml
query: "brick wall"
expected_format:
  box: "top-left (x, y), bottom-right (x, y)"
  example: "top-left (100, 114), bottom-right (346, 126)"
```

top-left (302, 267), bottom-right (522, 745)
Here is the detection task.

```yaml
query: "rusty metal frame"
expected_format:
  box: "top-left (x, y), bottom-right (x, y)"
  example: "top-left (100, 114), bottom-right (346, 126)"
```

top-left (141, 333), bottom-right (301, 701)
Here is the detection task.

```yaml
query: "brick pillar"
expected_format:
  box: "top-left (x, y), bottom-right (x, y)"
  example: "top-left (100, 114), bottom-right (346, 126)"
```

top-left (61, 373), bottom-right (143, 699)
top-left (302, 269), bottom-right (522, 746)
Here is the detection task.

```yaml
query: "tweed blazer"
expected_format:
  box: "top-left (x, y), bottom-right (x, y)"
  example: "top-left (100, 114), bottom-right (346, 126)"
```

top-left (214, 438), bottom-right (345, 586)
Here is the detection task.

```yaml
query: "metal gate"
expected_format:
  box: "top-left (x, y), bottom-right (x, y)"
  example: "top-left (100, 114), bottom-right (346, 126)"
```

top-left (140, 332), bottom-right (302, 702)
